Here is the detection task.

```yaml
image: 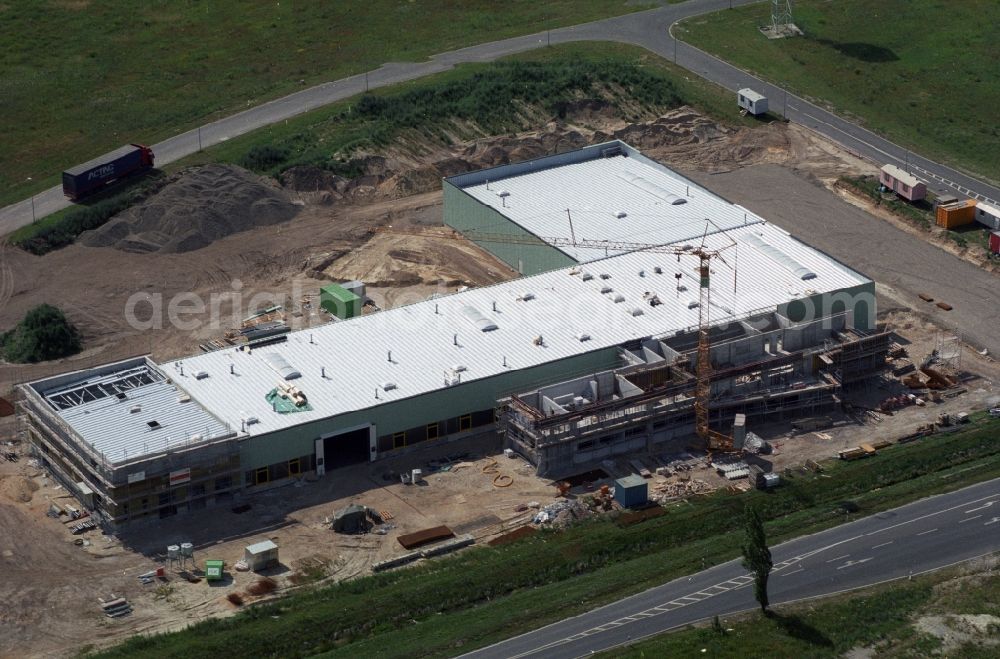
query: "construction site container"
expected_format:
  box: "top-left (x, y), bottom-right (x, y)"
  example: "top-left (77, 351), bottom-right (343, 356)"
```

top-left (879, 164), bottom-right (926, 202)
top-left (990, 231), bottom-right (1000, 255)
top-left (737, 88), bottom-right (768, 115)
top-left (936, 199), bottom-right (977, 229)
top-left (204, 559), bottom-right (224, 581)
top-left (977, 202), bottom-right (1000, 231)
top-left (62, 144), bottom-right (154, 200)
top-left (613, 474), bottom-right (648, 508)
top-left (244, 540), bottom-right (279, 571)
top-left (320, 283), bottom-right (361, 319)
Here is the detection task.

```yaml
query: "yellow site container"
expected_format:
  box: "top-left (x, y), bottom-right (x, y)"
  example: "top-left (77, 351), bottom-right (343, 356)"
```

top-left (936, 199), bottom-right (976, 228)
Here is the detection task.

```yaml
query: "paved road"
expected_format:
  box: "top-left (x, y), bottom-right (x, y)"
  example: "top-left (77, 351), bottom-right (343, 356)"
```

top-left (4, 0), bottom-right (998, 237)
top-left (465, 478), bottom-right (1000, 659)
top-left (685, 165), bottom-right (1000, 357)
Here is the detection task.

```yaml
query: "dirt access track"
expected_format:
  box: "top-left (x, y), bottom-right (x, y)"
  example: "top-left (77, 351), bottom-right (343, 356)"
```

top-left (1, 103), bottom-right (999, 657)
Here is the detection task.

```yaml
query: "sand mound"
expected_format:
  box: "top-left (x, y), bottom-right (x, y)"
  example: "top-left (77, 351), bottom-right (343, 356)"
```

top-left (80, 164), bottom-right (301, 253)
top-left (0, 475), bottom-right (38, 503)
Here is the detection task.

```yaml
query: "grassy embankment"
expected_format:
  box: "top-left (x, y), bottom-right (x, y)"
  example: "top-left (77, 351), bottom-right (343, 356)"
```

top-left (609, 562), bottom-right (1000, 658)
top-left (12, 43), bottom-right (752, 254)
top-left (93, 415), bottom-right (1000, 658)
top-left (0, 0), bottom-right (653, 208)
top-left (677, 0), bottom-right (1000, 183)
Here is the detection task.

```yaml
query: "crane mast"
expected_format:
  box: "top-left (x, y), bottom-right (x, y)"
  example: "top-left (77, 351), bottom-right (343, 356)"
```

top-left (376, 221), bottom-right (740, 452)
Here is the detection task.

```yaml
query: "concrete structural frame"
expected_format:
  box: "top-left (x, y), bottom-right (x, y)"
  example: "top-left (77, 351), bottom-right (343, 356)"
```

top-left (18, 141), bottom-right (876, 529)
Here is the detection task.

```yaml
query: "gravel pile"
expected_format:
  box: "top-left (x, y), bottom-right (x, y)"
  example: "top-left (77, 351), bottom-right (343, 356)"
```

top-left (80, 164), bottom-right (301, 253)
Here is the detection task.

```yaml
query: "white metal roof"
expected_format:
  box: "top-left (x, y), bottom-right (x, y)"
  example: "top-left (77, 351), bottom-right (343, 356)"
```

top-left (161, 222), bottom-right (868, 440)
top-left (880, 164), bottom-right (922, 188)
top-left (738, 88), bottom-right (767, 102)
top-left (456, 152), bottom-right (765, 261)
top-left (35, 360), bottom-right (233, 464)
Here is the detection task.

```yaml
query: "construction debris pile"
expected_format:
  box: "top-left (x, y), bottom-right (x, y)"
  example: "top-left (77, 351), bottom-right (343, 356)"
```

top-left (532, 499), bottom-right (589, 526)
top-left (80, 164), bottom-right (301, 253)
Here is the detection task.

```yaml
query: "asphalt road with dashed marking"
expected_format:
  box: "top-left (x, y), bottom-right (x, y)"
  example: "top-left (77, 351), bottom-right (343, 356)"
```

top-left (464, 478), bottom-right (1000, 659)
top-left (4, 0), bottom-right (999, 236)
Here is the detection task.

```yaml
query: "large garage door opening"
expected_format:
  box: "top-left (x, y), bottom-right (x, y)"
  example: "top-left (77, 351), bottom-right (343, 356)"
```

top-left (323, 426), bottom-right (371, 469)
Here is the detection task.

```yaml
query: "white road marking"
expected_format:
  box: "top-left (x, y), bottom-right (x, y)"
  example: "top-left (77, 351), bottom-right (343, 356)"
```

top-left (985, 517), bottom-right (1000, 526)
top-left (865, 493), bottom-right (1000, 538)
top-left (780, 568), bottom-right (804, 577)
top-left (837, 557), bottom-right (873, 570)
top-left (916, 528), bottom-right (938, 536)
top-left (826, 554), bottom-right (850, 563)
top-left (965, 501), bottom-right (995, 514)
top-left (960, 515), bottom-right (982, 523)
top-left (871, 541), bottom-right (893, 550)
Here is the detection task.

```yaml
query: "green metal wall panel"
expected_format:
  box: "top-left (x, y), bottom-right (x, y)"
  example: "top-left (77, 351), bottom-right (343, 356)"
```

top-left (777, 282), bottom-right (876, 331)
top-left (443, 182), bottom-right (577, 276)
top-left (238, 346), bottom-right (621, 470)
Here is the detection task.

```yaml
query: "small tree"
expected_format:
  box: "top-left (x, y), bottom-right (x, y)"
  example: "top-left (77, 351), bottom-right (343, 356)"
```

top-left (741, 504), bottom-right (773, 615)
top-left (2, 304), bottom-right (81, 363)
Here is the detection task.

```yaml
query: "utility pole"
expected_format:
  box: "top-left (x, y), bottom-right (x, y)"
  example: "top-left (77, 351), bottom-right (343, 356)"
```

top-left (197, 126), bottom-right (202, 152)
top-left (365, 72), bottom-right (369, 93)
top-left (30, 196), bottom-right (35, 223)
top-left (674, 34), bottom-right (678, 63)
top-left (783, 88), bottom-right (788, 120)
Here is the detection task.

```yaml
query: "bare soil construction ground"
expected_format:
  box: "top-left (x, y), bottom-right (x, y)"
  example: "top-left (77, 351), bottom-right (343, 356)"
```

top-left (1, 104), bottom-right (998, 657)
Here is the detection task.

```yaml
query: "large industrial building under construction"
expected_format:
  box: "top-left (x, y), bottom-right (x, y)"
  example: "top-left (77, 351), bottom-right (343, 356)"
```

top-left (17, 140), bottom-right (886, 529)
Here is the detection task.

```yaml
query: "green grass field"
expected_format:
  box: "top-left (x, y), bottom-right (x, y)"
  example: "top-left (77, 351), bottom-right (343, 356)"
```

top-left (93, 415), bottom-right (1000, 658)
top-left (0, 1), bottom-right (655, 208)
top-left (677, 0), bottom-right (1000, 183)
top-left (609, 563), bottom-right (1000, 658)
top-left (10, 42), bottom-right (752, 252)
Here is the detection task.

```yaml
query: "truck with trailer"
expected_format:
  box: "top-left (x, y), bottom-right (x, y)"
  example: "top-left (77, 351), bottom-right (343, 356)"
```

top-left (61, 144), bottom-right (155, 200)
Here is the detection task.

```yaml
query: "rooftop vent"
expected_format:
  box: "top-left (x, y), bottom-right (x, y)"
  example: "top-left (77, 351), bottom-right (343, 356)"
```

top-left (450, 364), bottom-right (467, 373)
top-left (496, 190), bottom-right (510, 198)
top-left (518, 292), bottom-right (535, 301)
top-left (614, 210), bottom-right (627, 219)
top-left (193, 370), bottom-right (209, 380)
top-left (581, 272), bottom-right (594, 281)
top-left (744, 234), bottom-right (817, 280)
top-left (600, 285), bottom-right (613, 294)
top-left (461, 305), bottom-right (498, 332)
top-left (263, 353), bottom-right (301, 380)
top-left (178, 394), bottom-right (191, 403)
top-left (380, 382), bottom-right (397, 392)
top-left (630, 307), bottom-right (645, 317)
top-left (612, 293), bottom-right (625, 303)
top-left (129, 405), bottom-right (142, 414)
top-left (147, 420), bottom-right (161, 430)
top-left (115, 392), bottom-right (127, 401)
top-left (600, 273), bottom-right (612, 280)
top-left (617, 171), bottom-right (689, 206)
top-left (688, 301), bottom-right (699, 309)
top-left (576, 333), bottom-right (591, 342)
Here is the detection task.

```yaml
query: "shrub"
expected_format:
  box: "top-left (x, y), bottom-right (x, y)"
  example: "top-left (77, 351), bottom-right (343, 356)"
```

top-left (246, 577), bottom-right (278, 596)
top-left (2, 304), bottom-right (81, 363)
top-left (226, 592), bottom-right (244, 606)
top-left (240, 145), bottom-right (290, 172)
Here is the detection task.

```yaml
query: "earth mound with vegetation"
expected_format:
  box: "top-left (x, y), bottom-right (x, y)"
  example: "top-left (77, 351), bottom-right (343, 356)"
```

top-left (2, 304), bottom-right (81, 363)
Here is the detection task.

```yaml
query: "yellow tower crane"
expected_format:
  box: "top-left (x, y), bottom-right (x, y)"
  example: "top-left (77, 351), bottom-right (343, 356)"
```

top-left (375, 219), bottom-right (739, 452)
